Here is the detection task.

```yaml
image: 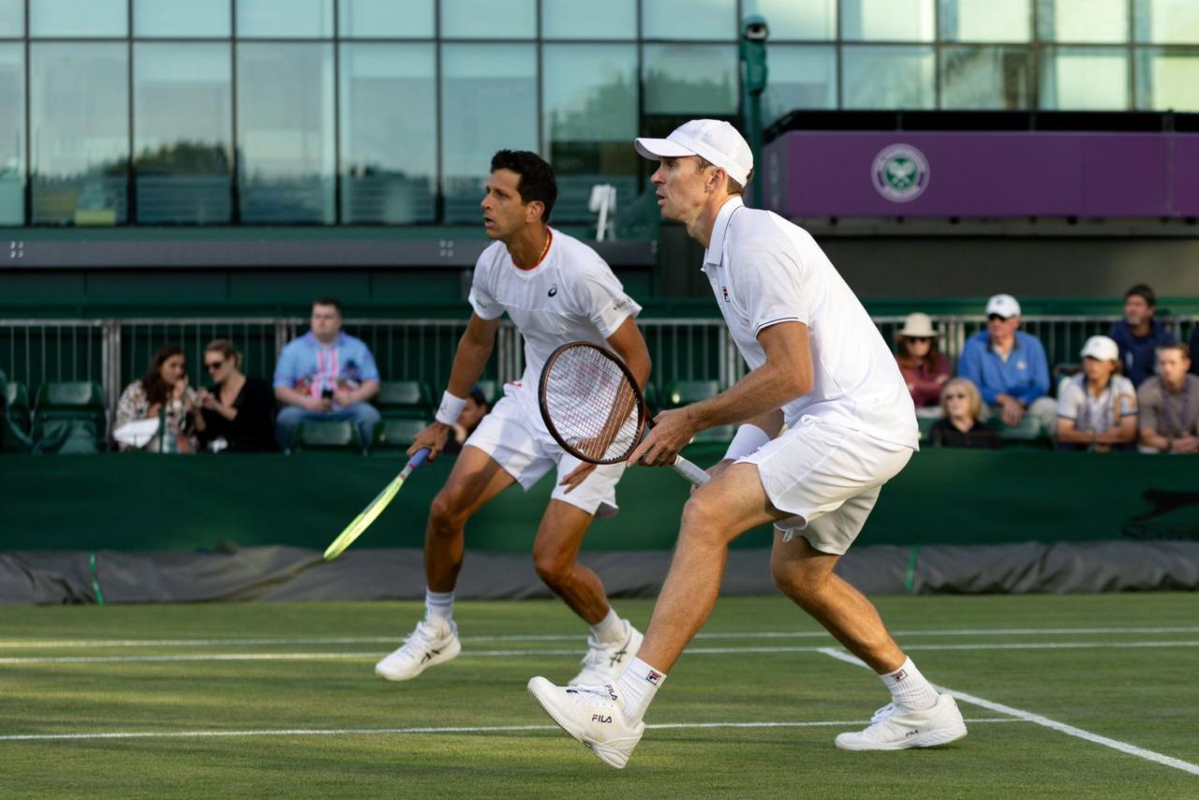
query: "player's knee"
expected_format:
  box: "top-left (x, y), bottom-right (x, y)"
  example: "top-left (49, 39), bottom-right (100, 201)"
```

top-left (679, 494), bottom-right (731, 546)
top-left (532, 546), bottom-right (571, 586)
top-left (428, 490), bottom-right (468, 533)
top-left (771, 559), bottom-right (825, 602)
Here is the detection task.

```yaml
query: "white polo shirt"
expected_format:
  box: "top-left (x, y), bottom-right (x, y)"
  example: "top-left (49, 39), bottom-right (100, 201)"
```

top-left (702, 197), bottom-right (918, 449)
top-left (468, 228), bottom-right (642, 423)
top-left (1056, 373), bottom-right (1137, 433)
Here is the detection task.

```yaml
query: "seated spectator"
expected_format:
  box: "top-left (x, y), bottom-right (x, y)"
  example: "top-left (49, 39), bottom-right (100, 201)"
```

top-left (1137, 343), bottom-right (1199, 454)
top-left (443, 385), bottom-right (491, 455)
top-left (930, 378), bottom-right (1000, 449)
top-left (273, 297), bottom-right (381, 452)
top-left (114, 344), bottom-right (203, 453)
top-left (196, 339), bottom-right (276, 453)
top-left (1056, 336), bottom-right (1137, 452)
top-left (957, 294), bottom-right (1056, 433)
top-left (895, 312), bottom-right (951, 414)
top-left (1107, 284), bottom-right (1175, 387)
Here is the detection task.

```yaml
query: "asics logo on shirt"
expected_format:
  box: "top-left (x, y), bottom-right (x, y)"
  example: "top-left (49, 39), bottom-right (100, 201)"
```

top-left (548, 284), bottom-right (558, 297)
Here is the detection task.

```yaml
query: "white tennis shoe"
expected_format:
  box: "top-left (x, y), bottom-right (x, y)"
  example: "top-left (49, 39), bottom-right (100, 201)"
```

top-left (835, 694), bottom-right (967, 750)
top-left (375, 620), bottom-right (460, 682)
top-left (569, 622), bottom-right (643, 686)
top-left (527, 678), bottom-right (644, 769)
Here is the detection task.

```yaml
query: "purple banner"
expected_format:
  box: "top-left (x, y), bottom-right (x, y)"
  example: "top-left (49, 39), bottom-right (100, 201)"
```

top-left (762, 131), bottom-right (1199, 218)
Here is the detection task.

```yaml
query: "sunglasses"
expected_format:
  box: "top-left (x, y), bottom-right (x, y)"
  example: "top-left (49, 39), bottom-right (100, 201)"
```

top-left (944, 393), bottom-right (968, 400)
top-left (906, 336), bottom-right (932, 343)
top-left (204, 360), bottom-right (225, 371)
top-left (987, 314), bottom-right (1011, 322)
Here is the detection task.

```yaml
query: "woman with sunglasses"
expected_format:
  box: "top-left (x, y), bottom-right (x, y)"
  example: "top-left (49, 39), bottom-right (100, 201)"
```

top-left (930, 378), bottom-right (1000, 449)
top-left (196, 339), bottom-right (277, 453)
top-left (894, 312), bottom-right (950, 413)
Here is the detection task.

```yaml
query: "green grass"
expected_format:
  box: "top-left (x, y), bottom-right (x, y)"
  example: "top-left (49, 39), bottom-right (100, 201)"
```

top-left (2, 594), bottom-right (1197, 799)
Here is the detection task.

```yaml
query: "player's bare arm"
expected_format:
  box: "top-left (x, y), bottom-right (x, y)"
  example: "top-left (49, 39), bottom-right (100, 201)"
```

top-left (630, 321), bottom-right (812, 468)
top-left (408, 312), bottom-right (501, 459)
top-left (559, 316), bottom-right (652, 492)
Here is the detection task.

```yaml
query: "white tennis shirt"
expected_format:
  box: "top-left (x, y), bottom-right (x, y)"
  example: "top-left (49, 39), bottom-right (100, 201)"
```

top-left (702, 197), bottom-right (918, 449)
top-left (469, 228), bottom-right (642, 421)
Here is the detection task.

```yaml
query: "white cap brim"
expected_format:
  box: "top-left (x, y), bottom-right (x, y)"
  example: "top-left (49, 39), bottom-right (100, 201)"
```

top-left (634, 137), bottom-right (696, 161)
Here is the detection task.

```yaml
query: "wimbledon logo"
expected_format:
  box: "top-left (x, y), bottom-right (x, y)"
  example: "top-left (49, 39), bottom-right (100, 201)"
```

top-left (871, 144), bottom-right (930, 203)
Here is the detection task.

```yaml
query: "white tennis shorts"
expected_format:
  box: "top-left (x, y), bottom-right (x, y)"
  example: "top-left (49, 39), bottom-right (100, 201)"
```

top-left (464, 394), bottom-right (625, 518)
top-left (739, 416), bottom-right (913, 555)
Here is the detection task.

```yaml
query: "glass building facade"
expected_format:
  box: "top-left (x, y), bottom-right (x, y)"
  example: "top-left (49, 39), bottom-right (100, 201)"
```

top-left (2, 0), bottom-right (1199, 228)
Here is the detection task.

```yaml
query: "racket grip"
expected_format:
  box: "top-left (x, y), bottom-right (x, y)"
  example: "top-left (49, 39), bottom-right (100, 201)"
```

top-left (671, 456), bottom-right (711, 487)
top-left (408, 448), bottom-right (431, 468)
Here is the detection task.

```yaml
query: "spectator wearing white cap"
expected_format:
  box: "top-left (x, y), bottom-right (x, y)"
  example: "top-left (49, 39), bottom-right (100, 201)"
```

top-left (1137, 343), bottom-right (1199, 454)
top-left (957, 294), bottom-right (1055, 434)
top-left (894, 312), bottom-right (950, 414)
top-left (1056, 335), bottom-right (1137, 452)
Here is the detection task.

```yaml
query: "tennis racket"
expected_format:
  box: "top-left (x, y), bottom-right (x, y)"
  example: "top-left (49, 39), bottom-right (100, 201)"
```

top-left (539, 342), bottom-right (711, 486)
top-left (323, 448), bottom-right (430, 561)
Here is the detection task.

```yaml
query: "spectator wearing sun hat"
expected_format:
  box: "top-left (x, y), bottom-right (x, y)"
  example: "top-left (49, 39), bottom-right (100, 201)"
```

top-left (1056, 335), bottom-right (1138, 452)
top-left (894, 312), bottom-right (951, 413)
top-left (957, 294), bottom-right (1056, 434)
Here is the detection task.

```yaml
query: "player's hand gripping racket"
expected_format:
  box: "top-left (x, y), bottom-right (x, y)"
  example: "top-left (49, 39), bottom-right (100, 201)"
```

top-left (539, 342), bottom-right (711, 486)
top-left (323, 448), bottom-right (430, 561)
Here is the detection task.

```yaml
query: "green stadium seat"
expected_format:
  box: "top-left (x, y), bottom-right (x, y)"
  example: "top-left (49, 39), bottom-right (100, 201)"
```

top-left (691, 425), bottom-right (735, 445)
top-left (31, 419), bottom-right (101, 455)
top-left (917, 415), bottom-right (939, 442)
top-left (5, 381), bottom-right (31, 433)
top-left (373, 418), bottom-right (431, 450)
top-left (642, 382), bottom-right (660, 416)
top-left (663, 380), bottom-right (721, 409)
top-left (294, 419), bottom-right (364, 453)
top-left (375, 380), bottom-right (432, 419)
top-left (34, 381), bottom-right (107, 439)
top-left (995, 415), bottom-right (1048, 447)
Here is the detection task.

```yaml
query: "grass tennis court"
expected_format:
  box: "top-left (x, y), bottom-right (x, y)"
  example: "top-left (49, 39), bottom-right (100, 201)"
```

top-left (3, 593), bottom-right (1196, 798)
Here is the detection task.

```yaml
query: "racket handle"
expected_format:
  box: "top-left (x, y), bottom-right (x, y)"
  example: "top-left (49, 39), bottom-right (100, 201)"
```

top-left (671, 456), bottom-right (711, 487)
top-left (401, 448), bottom-right (430, 478)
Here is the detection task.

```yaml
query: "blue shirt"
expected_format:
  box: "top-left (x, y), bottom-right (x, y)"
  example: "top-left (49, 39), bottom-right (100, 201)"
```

top-left (1107, 318), bottom-right (1175, 388)
top-left (957, 330), bottom-right (1050, 406)
top-left (273, 332), bottom-right (379, 397)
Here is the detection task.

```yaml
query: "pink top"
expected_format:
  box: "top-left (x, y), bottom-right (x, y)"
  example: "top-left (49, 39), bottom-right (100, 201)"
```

top-left (898, 355), bottom-right (952, 408)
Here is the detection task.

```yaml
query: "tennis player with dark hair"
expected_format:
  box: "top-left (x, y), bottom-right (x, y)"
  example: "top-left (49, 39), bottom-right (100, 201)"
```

top-left (529, 121), bottom-right (966, 768)
top-left (376, 150), bottom-right (651, 686)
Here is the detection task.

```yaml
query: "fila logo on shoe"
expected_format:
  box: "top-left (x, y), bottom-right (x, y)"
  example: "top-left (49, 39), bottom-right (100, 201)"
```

top-left (591, 715), bottom-right (613, 724)
top-left (420, 648), bottom-right (441, 664)
top-left (905, 729), bottom-right (920, 737)
top-left (608, 647), bottom-right (628, 667)
top-left (603, 684), bottom-right (619, 702)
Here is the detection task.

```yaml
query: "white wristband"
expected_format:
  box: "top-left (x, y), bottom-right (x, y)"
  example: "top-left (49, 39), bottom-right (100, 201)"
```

top-left (435, 391), bottom-right (467, 426)
top-left (724, 424), bottom-right (771, 461)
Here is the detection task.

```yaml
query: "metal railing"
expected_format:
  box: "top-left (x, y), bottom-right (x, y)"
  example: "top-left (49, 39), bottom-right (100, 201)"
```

top-left (3, 314), bottom-right (1196, 424)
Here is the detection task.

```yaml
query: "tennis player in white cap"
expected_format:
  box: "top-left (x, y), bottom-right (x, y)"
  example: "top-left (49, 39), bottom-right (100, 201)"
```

top-left (528, 119), bottom-right (966, 768)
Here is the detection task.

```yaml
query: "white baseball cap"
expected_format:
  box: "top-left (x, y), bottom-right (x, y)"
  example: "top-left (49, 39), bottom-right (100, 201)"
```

top-left (1081, 335), bottom-right (1119, 362)
top-left (986, 294), bottom-right (1021, 319)
top-left (634, 119), bottom-right (754, 186)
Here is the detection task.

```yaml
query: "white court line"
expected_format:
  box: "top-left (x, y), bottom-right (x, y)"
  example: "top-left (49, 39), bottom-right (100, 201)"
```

top-left (817, 647), bottom-right (1199, 777)
top-left (0, 718), bottom-right (1024, 744)
top-left (3, 626), bottom-right (1198, 649)
top-left (4, 640), bottom-right (1199, 665)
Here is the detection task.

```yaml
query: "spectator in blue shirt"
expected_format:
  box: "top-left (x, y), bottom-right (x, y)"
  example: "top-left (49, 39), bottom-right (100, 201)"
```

top-left (1107, 284), bottom-right (1176, 388)
top-left (958, 294), bottom-right (1056, 434)
top-left (273, 297), bottom-right (381, 452)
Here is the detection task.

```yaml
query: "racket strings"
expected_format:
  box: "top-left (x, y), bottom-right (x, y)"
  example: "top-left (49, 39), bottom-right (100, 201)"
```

top-left (544, 347), bottom-right (642, 463)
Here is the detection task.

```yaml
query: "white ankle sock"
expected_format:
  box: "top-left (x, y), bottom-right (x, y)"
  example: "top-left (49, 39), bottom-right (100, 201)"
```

top-left (880, 657), bottom-right (938, 711)
top-left (424, 589), bottom-right (454, 627)
top-left (614, 657), bottom-right (666, 725)
top-left (589, 608), bottom-right (624, 644)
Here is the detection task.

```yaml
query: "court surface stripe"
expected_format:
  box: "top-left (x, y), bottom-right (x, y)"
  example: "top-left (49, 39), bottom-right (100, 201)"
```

top-left (817, 647), bottom-right (1199, 777)
top-left (3, 626), bottom-right (1198, 649)
top-left (0, 718), bottom-right (1024, 744)
top-left (3, 640), bottom-right (1198, 664)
